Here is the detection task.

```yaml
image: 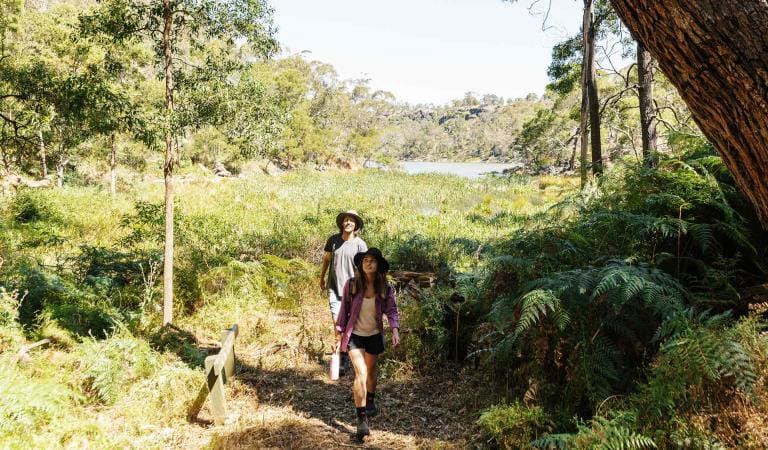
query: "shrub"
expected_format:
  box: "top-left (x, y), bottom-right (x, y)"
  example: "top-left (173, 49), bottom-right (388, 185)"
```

top-left (0, 288), bottom-right (24, 353)
top-left (9, 189), bottom-right (55, 224)
top-left (75, 331), bottom-right (161, 404)
top-left (117, 361), bottom-right (204, 426)
top-left (533, 413), bottom-right (656, 449)
top-left (477, 402), bottom-right (547, 449)
top-left (0, 363), bottom-right (73, 440)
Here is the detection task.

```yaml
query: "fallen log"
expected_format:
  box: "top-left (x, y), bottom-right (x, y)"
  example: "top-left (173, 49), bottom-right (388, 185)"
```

top-left (251, 342), bottom-right (289, 359)
top-left (14, 339), bottom-right (51, 364)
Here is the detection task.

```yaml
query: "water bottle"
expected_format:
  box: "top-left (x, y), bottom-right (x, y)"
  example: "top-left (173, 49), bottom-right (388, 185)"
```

top-left (329, 350), bottom-right (340, 381)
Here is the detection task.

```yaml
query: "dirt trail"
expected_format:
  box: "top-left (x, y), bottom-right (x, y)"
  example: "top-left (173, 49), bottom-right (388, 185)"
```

top-left (194, 298), bottom-right (476, 449)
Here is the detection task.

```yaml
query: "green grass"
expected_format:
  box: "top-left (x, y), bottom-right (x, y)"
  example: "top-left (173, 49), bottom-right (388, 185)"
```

top-left (0, 169), bottom-right (566, 447)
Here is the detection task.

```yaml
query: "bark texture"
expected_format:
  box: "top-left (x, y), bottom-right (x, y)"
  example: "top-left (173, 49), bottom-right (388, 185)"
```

top-left (162, 0), bottom-right (175, 325)
top-left (38, 129), bottom-right (47, 178)
top-left (579, 0), bottom-right (592, 186)
top-left (109, 133), bottom-right (116, 196)
top-left (586, 3), bottom-right (603, 176)
top-left (637, 42), bottom-right (657, 167)
top-left (610, 0), bottom-right (768, 228)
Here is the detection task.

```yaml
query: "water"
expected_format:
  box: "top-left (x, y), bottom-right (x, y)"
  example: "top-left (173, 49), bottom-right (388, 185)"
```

top-left (398, 161), bottom-right (523, 179)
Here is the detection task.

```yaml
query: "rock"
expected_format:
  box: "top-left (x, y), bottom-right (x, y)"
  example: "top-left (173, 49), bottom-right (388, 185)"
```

top-left (24, 177), bottom-right (52, 188)
top-left (1, 173), bottom-right (52, 192)
top-left (263, 161), bottom-right (284, 176)
top-left (213, 162), bottom-right (231, 177)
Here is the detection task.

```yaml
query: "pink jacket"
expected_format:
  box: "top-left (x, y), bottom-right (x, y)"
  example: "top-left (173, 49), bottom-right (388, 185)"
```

top-left (335, 279), bottom-right (400, 352)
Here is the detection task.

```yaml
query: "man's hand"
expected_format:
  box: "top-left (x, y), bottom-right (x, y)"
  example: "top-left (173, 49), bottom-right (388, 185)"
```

top-left (391, 328), bottom-right (400, 347)
top-left (320, 277), bottom-right (326, 291)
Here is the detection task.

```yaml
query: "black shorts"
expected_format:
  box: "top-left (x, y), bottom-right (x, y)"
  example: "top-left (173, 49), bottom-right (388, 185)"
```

top-left (348, 333), bottom-right (385, 355)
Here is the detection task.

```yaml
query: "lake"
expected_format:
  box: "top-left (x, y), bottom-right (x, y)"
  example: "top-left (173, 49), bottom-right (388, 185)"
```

top-left (397, 161), bottom-right (524, 179)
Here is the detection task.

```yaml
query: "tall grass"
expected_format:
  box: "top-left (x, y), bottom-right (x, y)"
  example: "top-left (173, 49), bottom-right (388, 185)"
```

top-left (0, 169), bottom-right (562, 447)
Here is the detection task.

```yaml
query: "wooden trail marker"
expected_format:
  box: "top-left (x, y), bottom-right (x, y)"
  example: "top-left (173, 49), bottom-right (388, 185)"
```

top-left (188, 324), bottom-right (239, 425)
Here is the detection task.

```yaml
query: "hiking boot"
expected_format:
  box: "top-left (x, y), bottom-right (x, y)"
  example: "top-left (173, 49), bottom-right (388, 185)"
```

top-left (356, 416), bottom-right (370, 441)
top-left (365, 402), bottom-right (378, 417)
top-left (365, 392), bottom-right (378, 417)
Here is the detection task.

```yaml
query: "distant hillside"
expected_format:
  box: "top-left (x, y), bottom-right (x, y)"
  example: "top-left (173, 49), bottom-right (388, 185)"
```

top-left (377, 93), bottom-right (548, 163)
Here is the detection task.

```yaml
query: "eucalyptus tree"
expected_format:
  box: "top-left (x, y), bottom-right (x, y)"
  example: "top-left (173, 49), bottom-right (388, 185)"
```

top-left (608, 1), bottom-right (768, 229)
top-left (1, 0), bottom-right (136, 182)
top-left (81, 0), bottom-right (277, 324)
top-left (636, 42), bottom-right (656, 167)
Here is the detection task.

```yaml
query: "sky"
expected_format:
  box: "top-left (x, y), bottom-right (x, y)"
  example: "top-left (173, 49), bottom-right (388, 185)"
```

top-left (273, 0), bottom-right (584, 105)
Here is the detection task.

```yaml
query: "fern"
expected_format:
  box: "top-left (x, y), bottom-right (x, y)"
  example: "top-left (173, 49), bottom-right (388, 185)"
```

top-left (514, 289), bottom-right (570, 338)
top-left (77, 331), bottom-right (160, 404)
top-left (0, 363), bottom-right (73, 438)
top-left (533, 415), bottom-right (656, 449)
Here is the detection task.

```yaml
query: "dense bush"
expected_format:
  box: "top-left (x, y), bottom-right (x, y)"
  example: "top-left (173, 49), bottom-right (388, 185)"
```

top-left (477, 402), bottom-right (548, 449)
top-left (470, 150), bottom-right (768, 444)
top-left (75, 331), bottom-right (161, 404)
top-left (9, 189), bottom-right (57, 224)
top-left (0, 363), bottom-right (74, 441)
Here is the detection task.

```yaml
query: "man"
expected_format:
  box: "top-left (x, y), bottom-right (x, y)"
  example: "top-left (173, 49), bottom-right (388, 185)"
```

top-left (320, 210), bottom-right (367, 373)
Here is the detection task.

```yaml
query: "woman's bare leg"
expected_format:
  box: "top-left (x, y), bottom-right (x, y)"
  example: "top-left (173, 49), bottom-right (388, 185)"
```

top-left (349, 348), bottom-right (368, 407)
top-left (364, 352), bottom-right (378, 394)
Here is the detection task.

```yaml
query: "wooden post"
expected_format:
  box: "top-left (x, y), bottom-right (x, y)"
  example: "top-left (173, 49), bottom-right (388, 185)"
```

top-left (205, 354), bottom-right (228, 424)
top-left (188, 324), bottom-right (239, 425)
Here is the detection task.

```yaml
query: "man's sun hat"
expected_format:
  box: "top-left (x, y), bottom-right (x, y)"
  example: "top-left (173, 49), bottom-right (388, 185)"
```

top-left (336, 210), bottom-right (364, 231)
top-left (353, 248), bottom-right (390, 274)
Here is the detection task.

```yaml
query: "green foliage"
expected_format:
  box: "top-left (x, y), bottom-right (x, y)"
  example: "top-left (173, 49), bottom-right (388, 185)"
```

top-left (634, 311), bottom-right (762, 426)
top-left (534, 414), bottom-right (656, 449)
top-left (0, 362), bottom-right (73, 440)
top-left (477, 402), bottom-right (547, 449)
top-left (75, 331), bottom-right (160, 404)
top-left (486, 261), bottom-right (685, 408)
top-left (0, 289), bottom-right (24, 352)
top-left (395, 287), bottom-right (452, 370)
top-left (386, 234), bottom-right (457, 274)
top-left (475, 149), bottom-right (768, 439)
top-left (9, 189), bottom-right (56, 224)
top-left (259, 254), bottom-right (315, 311)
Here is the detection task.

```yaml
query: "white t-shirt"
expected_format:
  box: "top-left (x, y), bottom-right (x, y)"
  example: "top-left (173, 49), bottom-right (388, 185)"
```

top-left (353, 296), bottom-right (379, 336)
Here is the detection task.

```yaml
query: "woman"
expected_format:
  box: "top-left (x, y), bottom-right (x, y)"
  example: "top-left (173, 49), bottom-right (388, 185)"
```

top-left (334, 248), bottom-right (400, 441)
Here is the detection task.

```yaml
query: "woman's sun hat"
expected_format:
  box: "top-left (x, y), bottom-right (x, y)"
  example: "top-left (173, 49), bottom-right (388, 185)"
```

top-left (336, 210), bottom-right (364, 231)
top-left (354, 248), bottom-right (390, 273)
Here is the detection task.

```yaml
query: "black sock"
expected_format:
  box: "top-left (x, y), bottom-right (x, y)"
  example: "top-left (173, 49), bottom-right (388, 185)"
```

top-left (366, 391), bottom-right (376, 406)
top-left (356, 406), bottom-right (366, 419)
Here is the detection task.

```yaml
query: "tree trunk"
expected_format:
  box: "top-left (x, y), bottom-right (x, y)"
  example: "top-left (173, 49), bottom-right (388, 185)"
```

top-left (38, 129), bottom-right (47, 178)
top-left (579, 0), bottom-right (592, 187)
top-left (162, 0), bottom-right (175, 325)
top-left (637, 42), bottom-right (657, 167)
top-left (110, 133), bottom-right (117, 196)
top-left (56, 158), bottom-right (67, 188)
top-left (569, 127), bottom-right (579, 170)
top-left (586, 0), bottom-right (603, 176)
top-left (609, 0), bottom-right (768, 229)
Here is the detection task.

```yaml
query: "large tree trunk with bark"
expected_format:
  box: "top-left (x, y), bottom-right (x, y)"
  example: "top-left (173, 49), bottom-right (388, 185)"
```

top-left (609, 0), bottom-right (768, 229)
top-left (162, 0), bottom-right (175, 325)
top-left (637, 42), bottom-right (657, 167)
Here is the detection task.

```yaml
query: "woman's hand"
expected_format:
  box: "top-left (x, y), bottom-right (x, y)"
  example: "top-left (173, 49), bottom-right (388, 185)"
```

top-left (391, 328), bottom-right (400, 347)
